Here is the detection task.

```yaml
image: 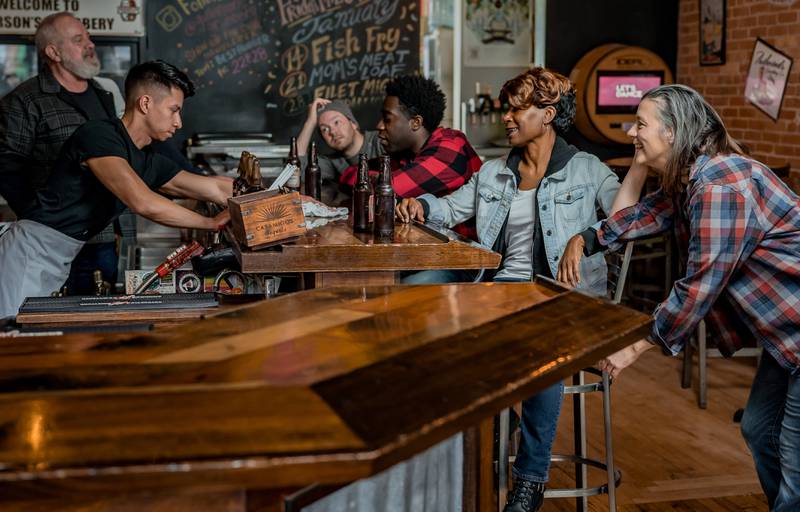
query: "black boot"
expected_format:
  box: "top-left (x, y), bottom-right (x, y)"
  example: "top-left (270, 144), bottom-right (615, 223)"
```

top-left (503, 478), bottom-right (545, 512)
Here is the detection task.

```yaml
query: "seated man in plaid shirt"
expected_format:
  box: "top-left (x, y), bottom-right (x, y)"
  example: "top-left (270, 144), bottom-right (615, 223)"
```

top-left (340, 75), bottom-right (481, 242)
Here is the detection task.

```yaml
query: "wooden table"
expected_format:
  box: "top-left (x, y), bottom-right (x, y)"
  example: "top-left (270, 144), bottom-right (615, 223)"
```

top-left (13, 296), bottom-right (250, 331)
top-left (0, 281), bottom-right (651, 511)
top-left (231, 219), bottom-right (501, 287)
top-left (15, 305), bottom-right (220, 329)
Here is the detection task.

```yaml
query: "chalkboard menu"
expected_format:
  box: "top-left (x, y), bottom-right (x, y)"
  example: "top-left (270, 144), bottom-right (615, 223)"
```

top-left (146, 0), bottom-right (420, 143)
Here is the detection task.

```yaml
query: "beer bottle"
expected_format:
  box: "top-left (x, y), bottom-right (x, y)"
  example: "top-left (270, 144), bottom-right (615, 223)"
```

top-left (93, 270), bottom-right (108, 296)
top-left (352, 153), bottom-right (372, 233)
top-left (305, 141), bottom-right (321, 200)
top-left (286, 136), bottom-right (301, 192)
top-left (373, 155), bottom-right (395, 238)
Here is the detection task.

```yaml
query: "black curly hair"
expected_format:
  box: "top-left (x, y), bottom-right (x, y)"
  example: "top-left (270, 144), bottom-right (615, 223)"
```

top-left (385, 75), bottom-right (446, 132)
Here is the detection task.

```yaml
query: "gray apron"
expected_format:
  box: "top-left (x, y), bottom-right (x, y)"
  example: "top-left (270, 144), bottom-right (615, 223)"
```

top-left (0, 220), bottom-right (84, 319)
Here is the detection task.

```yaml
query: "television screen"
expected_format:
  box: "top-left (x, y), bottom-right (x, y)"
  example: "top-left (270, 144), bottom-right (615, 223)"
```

top-left (596, 71), bottom-right (664, 114)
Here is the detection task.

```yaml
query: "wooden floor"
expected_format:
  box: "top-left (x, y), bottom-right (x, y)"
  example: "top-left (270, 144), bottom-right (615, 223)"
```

top-left (541, 349), bottom-right (768, 511)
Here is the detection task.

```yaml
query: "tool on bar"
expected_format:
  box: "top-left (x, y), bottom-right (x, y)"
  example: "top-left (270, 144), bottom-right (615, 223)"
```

top-left (132, 241), bottom-right (206, 295)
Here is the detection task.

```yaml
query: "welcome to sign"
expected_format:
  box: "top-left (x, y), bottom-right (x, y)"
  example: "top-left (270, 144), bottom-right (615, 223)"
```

top-left (0, 0), bottom-right (145, 36)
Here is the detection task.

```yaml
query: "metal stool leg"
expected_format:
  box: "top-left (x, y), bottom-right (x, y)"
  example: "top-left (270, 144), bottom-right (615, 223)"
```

top-left (498, 408), bottom-right (510, 512)
top-left (573, 372), bottom-right (587, 512)
top-left (546, 369), bottom-right (621, 509)
top-left (602, 371), bottom-right (617, 512)
top-left (698, 320), bottom-right (708, 409)
top-left (681, 335), bottom-right (693, 389)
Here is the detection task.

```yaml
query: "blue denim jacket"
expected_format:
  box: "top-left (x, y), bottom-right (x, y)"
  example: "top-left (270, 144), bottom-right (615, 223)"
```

top-left (419, 145), bottom-right (620, 295)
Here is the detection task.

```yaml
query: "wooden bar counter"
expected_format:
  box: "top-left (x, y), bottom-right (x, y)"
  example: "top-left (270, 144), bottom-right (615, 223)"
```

top-left (0, 281), bottom-right (650, 511)
top-left (231, 219), bottom-right (502, 287)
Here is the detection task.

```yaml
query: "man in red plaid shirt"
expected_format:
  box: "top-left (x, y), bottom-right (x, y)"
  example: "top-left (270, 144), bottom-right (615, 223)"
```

top-left (340, 75), bottom-right (481, 240)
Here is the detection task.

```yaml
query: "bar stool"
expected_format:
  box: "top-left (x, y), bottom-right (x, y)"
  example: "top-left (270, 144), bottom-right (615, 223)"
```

top-left (603, 157), bottom-right (673, 310)
top-left (681, 319), bottom-right (762, 409)
top-left (497, 242), bottom-right (633, 512)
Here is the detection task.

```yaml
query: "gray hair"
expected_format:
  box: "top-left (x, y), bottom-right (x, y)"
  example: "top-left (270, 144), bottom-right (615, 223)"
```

top-left (34, 12), bottom-right (76, 60)
top-left (642, 84), bottom-right (743, 195)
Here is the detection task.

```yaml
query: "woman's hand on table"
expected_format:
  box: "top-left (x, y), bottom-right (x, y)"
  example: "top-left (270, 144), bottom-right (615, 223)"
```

top-left (395, 222), bottom-right (414, 240)
top-left (395, 198), bottom-right (425, 223)
top-left (597, 339), bottom-right (654, 379)
top-left (556, 234), bottom-right (585, 287)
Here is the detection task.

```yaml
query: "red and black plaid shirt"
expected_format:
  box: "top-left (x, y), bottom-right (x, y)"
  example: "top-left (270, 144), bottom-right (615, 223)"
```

top-left (340, 127), bottom-right (482, 238)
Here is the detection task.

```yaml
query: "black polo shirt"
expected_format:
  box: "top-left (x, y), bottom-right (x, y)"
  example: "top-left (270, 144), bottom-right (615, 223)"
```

top-left (29, 118), bottom-right (180, 241)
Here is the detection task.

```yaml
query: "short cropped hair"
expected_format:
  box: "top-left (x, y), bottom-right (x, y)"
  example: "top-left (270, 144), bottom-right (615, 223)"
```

top-left (385, 75), bottom-right (446, 132)
top-left (34, 12), bottom-right (75, 59)
top-left (500, 67), bottom-right (576, 134)
top-left (124, 60), bottom-right (195, 105)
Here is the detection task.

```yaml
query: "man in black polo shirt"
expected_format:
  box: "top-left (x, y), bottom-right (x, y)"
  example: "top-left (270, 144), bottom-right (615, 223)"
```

top-left (0, 60), bottom-right (232, 318)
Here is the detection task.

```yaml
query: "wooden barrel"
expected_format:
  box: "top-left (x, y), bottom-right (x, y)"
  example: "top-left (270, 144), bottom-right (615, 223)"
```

top-left (570, 44), bottom-right (673, 144)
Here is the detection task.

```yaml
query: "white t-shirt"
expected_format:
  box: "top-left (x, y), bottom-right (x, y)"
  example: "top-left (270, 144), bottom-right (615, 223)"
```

top-left (495, 187), bottom-right (537, 281)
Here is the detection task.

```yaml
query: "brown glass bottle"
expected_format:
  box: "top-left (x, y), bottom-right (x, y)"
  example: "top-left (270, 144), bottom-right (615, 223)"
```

top-left (304, 141), bottom-right (321, 200)
top-left (286, 136), bottom-right (301, 192)
top-left (373, 155), bottom-right (395, 238)
top-left (352, 153), bottom-right (372, 232)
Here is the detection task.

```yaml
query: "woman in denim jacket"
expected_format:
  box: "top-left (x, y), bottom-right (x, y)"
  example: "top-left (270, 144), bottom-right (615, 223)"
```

top-left (396, 68), bottom-right (624, 512)
top-left (399, 70), bottom-right (621, 296)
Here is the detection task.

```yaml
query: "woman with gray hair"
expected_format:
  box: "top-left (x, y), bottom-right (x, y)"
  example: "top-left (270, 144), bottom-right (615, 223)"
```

top-left (559, 84), bottom-right (800, 511)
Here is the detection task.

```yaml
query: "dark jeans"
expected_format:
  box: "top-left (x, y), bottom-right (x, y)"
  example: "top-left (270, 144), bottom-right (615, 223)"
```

top-left (65, 241), bottom-right (118, 295)
top-left (741, 350), bottom-right (800, 511)
top-left (400, 269), bottom-right (478, 284)
top-left (495, 276), bottom-right (564, 483)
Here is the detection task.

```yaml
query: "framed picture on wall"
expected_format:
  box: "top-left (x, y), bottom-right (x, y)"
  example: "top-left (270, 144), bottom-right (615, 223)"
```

top-left (744, 38), bottom-right (793, 121)
top-left (463, 0), bottom-right (531, 67)
top-left (699, 0), bottom-right (726, 65)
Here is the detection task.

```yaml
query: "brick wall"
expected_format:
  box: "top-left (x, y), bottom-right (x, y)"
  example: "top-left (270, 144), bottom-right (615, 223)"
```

top-left (677, 0), bottom-right (800, 190)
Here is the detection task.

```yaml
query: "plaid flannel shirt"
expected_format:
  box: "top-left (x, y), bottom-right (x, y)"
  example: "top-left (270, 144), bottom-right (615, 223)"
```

top-left (340, 127), bottom-right (482, 238)
top-left (0, 67), bottom-right (116, 217)
top-left (340, 127), bottom-right (481, 196)
top-left (596, 154), bottom-right (800, 374)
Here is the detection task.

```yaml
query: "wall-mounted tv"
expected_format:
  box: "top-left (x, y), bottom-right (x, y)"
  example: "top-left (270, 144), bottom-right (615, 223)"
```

top-left (595, 70), bottom-right (664, 114)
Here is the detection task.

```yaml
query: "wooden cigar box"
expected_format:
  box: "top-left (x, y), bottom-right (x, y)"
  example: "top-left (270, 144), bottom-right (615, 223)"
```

top-left (227, 190), bottom-right (306, 250)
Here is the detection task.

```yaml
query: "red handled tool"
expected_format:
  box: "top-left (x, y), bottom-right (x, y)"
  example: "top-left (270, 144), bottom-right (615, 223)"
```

top-left (132, 241), bottom-right (206, 295)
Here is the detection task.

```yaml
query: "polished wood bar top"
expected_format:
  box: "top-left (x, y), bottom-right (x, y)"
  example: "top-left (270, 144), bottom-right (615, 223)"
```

top-left (231, 219), bottom-right (501, 273)
top-left (0, 281), bottom-right (650, 496)
top-left (14, 293), bottom-right (230, 327)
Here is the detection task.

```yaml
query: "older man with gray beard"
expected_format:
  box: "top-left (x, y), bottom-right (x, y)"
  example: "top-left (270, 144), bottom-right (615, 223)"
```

top-left (0, 12), bottom-right (124, 295)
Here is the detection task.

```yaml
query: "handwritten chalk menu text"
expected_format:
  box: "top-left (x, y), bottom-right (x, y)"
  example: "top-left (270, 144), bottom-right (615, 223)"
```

top-left (147, 0), bottom-right (419, 142)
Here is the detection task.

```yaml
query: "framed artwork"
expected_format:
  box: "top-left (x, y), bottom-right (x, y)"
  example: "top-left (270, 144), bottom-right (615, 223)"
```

top-left (744, 38), bottom-right (793, 121)
top-left (463, 0), bottom-right (531, 67)
top-left (699, 0), bottom-right (726, 65)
